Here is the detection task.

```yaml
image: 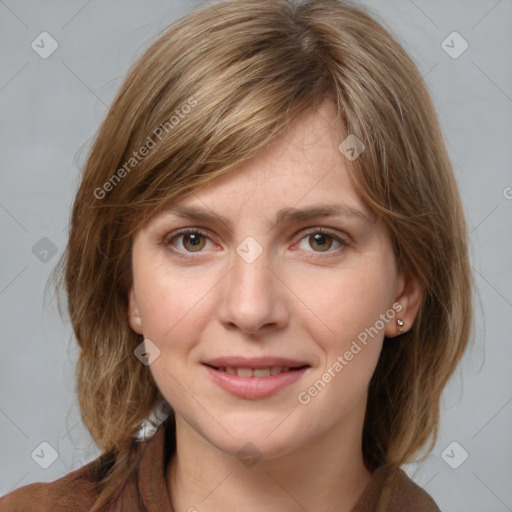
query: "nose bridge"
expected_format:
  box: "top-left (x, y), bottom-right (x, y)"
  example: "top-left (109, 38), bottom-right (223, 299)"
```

top-left (218, 241), bottom-right (288, 333)
top-left (232, 248), bottom-right (271, 296)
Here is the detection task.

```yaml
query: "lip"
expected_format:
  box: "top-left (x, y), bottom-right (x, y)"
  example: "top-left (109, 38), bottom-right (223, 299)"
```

top-left (202, 356), bottom-right (309, 369)
top-left (202, 363), bottom-right (310, 399)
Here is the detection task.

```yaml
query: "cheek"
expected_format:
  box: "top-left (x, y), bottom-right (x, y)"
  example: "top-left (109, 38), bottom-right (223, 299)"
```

top-left (294, 265), bottom-right (394, 341)
top-left (133, 259), bottom-right (218, 352)
top-left (292, 266), bottom-right (392, 417)
top-left (288, 252), bottom-right (395, 382)
top-left (133, 262), bottom-right (219, 406)
top-left (136, 263), bottom-right (223, 402)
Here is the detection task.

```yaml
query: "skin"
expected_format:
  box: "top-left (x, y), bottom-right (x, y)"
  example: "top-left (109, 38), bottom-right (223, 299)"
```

top-left (128, 101), bottom-right (422, 512)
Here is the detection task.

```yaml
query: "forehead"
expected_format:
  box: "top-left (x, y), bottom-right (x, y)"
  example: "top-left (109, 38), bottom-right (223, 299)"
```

top-left (166, 103), bottom-right (370, 220)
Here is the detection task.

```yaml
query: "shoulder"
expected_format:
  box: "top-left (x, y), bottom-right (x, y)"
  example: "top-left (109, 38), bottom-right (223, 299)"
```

top-left (0, 455), bottom-right (111, 512)
top-left (353, 465), bottom-right (441, 512)
top-left (379, 466), bottom-right (441, 512)
top-left (0, 418), bottom-right (175, 512)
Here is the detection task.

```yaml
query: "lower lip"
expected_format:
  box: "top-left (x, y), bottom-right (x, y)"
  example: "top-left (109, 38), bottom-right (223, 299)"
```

top-left (203, 365), bottom-right (309, 399)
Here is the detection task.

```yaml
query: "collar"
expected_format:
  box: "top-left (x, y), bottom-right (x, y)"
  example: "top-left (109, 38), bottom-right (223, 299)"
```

top-left (137, 416), bottom-right (175, 512)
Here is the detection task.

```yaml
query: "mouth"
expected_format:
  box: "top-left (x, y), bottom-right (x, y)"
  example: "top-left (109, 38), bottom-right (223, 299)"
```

top-left (204, 364), bottom-right (309, 378)
top-left (201, 359), bottom-right (311, 399)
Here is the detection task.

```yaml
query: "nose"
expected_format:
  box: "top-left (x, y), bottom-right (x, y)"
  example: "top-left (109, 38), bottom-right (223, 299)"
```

top-left (216, 248), bottom-right (290, 336)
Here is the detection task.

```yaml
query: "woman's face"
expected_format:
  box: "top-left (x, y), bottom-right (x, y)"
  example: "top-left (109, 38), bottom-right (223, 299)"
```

top-left (128, 102), bottom-right (416, 461)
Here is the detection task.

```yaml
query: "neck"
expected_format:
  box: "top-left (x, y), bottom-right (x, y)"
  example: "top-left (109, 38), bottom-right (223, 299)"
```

top-left (166, 413), bottom-right (372, 512)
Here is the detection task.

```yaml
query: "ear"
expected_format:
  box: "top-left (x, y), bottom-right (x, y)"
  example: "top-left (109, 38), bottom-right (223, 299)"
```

top-left (127, 285), bottom-right (144, 335)
top-left (385, 270), bottom-right (423, 338)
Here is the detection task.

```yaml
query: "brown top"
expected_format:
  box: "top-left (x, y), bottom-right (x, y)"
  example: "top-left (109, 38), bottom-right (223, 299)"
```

top-left (0, 418), bottom-right (440, 512)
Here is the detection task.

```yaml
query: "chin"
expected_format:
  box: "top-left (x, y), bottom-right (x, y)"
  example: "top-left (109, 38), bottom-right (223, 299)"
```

top-left (215, 435), bottom-right (299, 464)
top-left (201, 419), bottom-right (307, 463)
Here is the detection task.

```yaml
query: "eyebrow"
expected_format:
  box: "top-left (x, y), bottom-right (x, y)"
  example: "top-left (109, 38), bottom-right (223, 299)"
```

top-left (162, 203), bottom-right (373, 228)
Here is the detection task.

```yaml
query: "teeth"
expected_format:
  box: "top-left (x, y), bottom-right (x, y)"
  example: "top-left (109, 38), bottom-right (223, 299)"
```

top-left (217, 366), bottom-right (294, 377)
top-left (253, 368), bottom-right (271, 377)
top-left (237, 367), bottom-right (253, 377)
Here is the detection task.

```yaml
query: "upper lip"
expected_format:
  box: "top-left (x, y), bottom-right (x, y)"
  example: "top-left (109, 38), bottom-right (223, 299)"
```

top-left (203, 356), bottom-right (310, 369)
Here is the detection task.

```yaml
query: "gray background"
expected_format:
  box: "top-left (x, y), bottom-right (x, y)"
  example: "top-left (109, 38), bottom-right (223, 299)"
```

top-left (1, 0), bottom-right (511, 510)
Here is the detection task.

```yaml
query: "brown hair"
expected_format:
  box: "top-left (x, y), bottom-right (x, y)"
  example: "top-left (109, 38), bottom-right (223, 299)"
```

top-left (52, 0), bottom-right (472, 509)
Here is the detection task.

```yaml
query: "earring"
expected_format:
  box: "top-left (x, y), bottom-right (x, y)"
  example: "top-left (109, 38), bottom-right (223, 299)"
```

top-left (397, 319), bottom-right (404, 332)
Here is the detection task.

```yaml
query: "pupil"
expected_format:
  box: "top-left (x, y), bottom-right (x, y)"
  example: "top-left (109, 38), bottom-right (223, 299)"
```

top-left (311, 233), bottom-right (331, 251)
top-left (189, 234), bottom-right (201, 245)
top-left (183, 233), bottom-right (205, 251)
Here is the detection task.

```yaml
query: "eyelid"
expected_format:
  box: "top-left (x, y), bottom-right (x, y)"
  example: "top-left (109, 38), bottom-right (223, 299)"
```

top-left (164, 227), bottom-right (213, 243)
top-left (297, 226), bottom-right (349, 243)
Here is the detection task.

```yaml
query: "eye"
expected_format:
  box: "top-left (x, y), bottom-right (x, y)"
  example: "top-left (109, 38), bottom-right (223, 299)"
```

top-left (165, 228), bottom-right (215, 254)
top-left (296, 228), bottom-right (344, 254)
top-left (163, 227), bottom-right (347, 258)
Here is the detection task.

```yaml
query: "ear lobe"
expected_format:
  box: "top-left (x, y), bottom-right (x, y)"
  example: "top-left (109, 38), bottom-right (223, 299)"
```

top-left (127, 286), bottom-right (144, 335)
top-left (385, 271), bottom-right (423, 338)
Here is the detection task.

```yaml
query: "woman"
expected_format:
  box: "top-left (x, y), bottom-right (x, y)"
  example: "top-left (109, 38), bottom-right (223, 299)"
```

top-left (1, 0), bottom-right (472, 510)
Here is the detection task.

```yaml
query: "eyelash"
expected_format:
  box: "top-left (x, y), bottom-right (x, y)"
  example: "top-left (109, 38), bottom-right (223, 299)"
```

top-left (163, 227), bottom-right (349, 259)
